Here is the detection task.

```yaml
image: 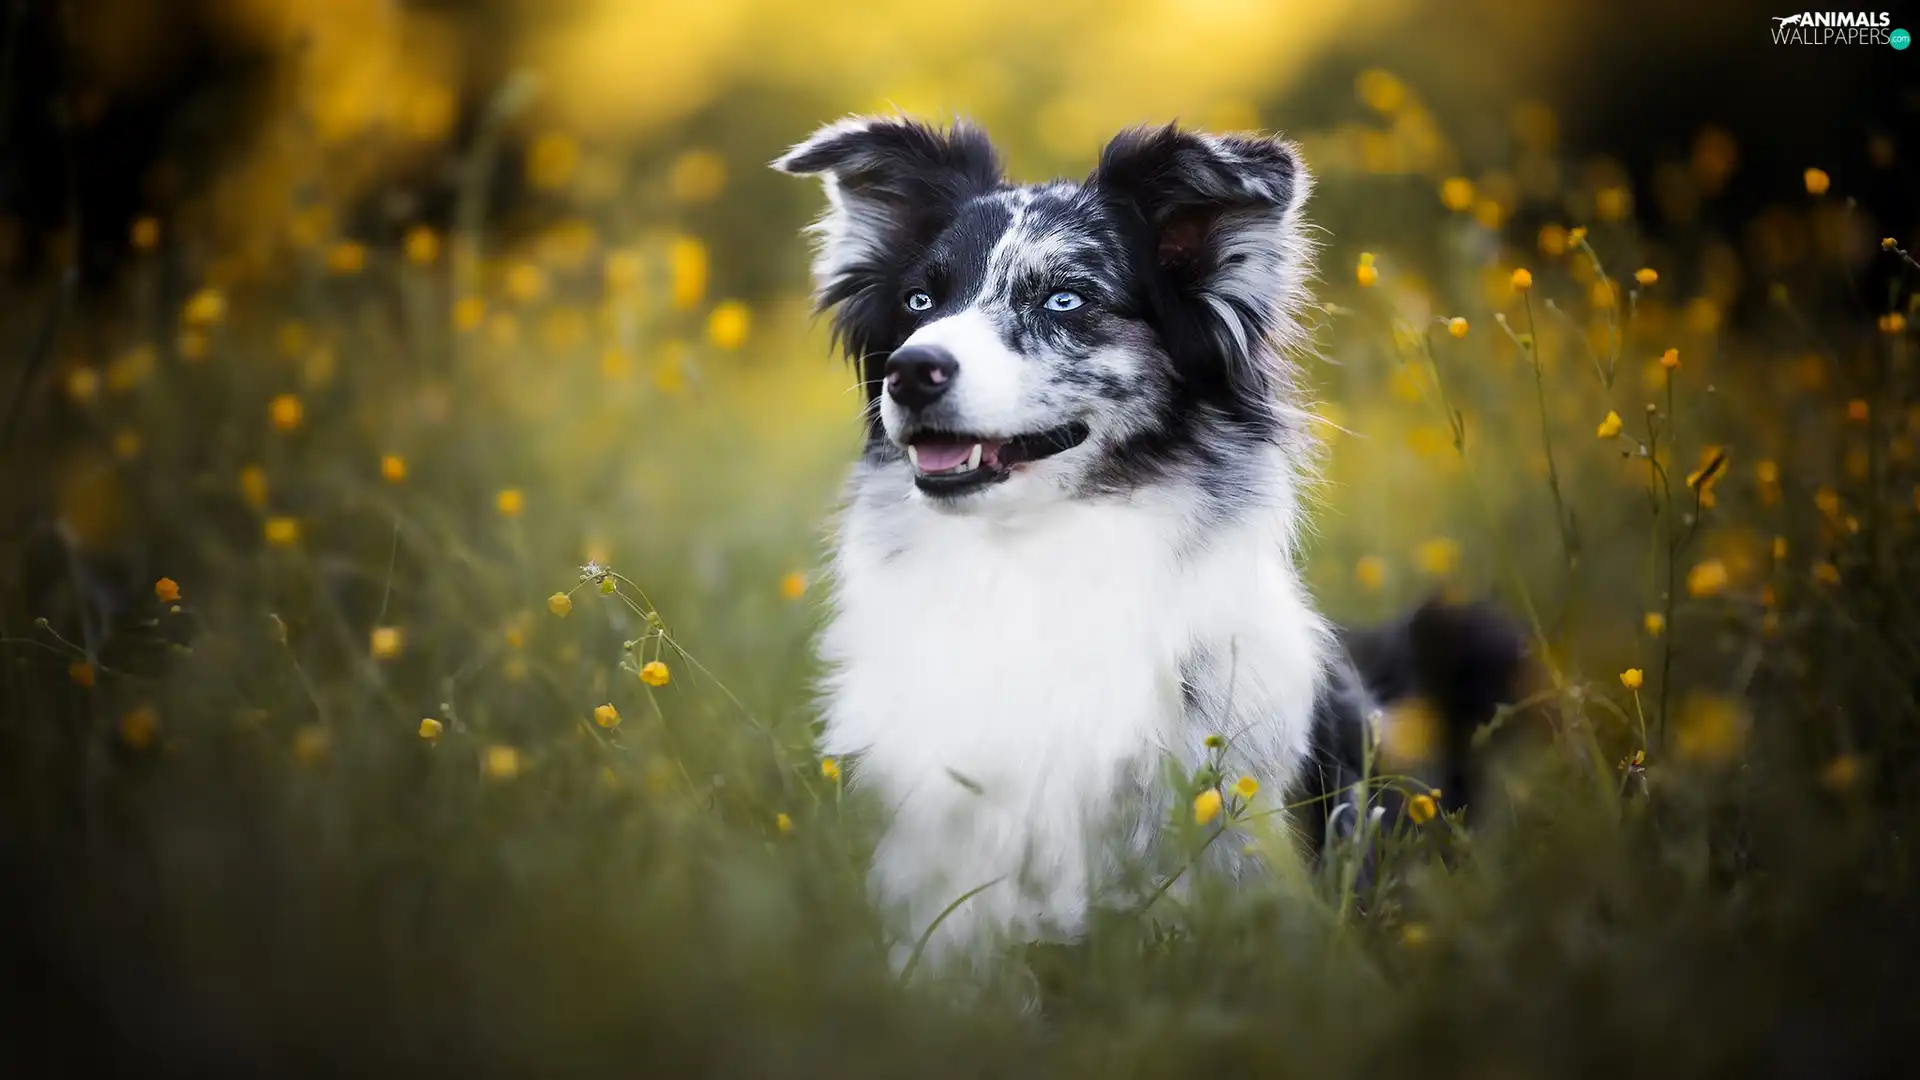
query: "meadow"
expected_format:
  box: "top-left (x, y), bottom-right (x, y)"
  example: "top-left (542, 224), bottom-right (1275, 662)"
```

top-left (2, 4), bottom-right (1917, 1074)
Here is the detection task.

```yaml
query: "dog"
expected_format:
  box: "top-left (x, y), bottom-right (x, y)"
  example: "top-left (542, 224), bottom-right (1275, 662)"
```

top-left (773, 116), bottom-right (1526, 969)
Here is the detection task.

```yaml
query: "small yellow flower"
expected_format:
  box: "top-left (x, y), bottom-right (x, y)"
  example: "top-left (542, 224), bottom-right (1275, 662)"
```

top-left (1446, 317), bottom-right (1469, 338)
top-left (1675, 695), bottom-right (1748, 762)
top-left (1620, 668), bottom-right (1644, 690)
top-left (780, 572), bottom-right (808, 600)
top-left (119, 706), bottom-right (159, 750)
top-left (593, 703), bottom-right (621, 729)
top-left (775, 811), bottom-right (795, 834)
top-left (1567, 226), bottom-right (1588, 246)
top-left (706, 300), bottom-right (751, 349)
top-left (380, 454), bottom-right (408, 483)
top-left (1380, 698), bottom-right (1438, 764)
top-left (1803, 167), bottom-right (1830, 196)
top-left (1881, 312), bottom-right (1907, 334)
top-left (1233, 776), bottom-right (1259, 800)
top-left (1193, 788), bottom-right (1224, 825)
top-left (1439, 177), bottom-right (1475, 213)
top-left (1644, 612), bottom-right (1665, 637)
top-left (1415, 537), bottom-right (1460, 577)
top-left (452, 296), bottom-right (486, 332)
top-left (598, 576), bottom-right (617, 596)
top-left (131, 216), bottom-right (161, 251)
top-left (1633, 267), bottom-right (1658, 286)
top-left (505, 263), bottom-right (547, 303)
top-left (547, 592), bottom-right (573, 618)
top-left (821, 757), bottom-right (841, 782)
top-left (484, 745), bottom-right (522, 780)
top-left (269, 393), bottom-right (304, 431)
top-left (182, 287), bottom-right (226, 328)
top-left (69, 661), bottom-right (95, 688)
top-left (1596, 410), bottom-right (1623, 438)
top-left (1847, 399), bottom-right (1870, 423)
top-left (65, 367), bottom-right (100, 404)
top-left (1773, 536), bottom-right (1789, 560)
top-left (1814, 486), bottom-right (1841, 518)
top-left (1686, 558), bottom-right (1729, 598)
top-left (639, 661), bottom-right (670, 687)
top-left (404, 226), bottom-right (440, 266)
top-left (1510, 268), bottom-right (1533, 292)
top-left (370, 626), bottom-right (404, 660)
top-left (495, 489), bottom-right (524, 518)
top-left (293, 725), bottom-right (331, 764)
top-left (1355, 262), bottom-right (1378, 288)
top-left (1354, 555), bottom-right (1386, 592)
top-left (1203, 733), bottom-right (1225, 750)
top-left (263, 516), bottom-right (301, 548)
top-left (240, 465), bottom-right (270, 508)
top-left (154, 577), bottom-right (181, 603)
top-left (1659, 347), bottom-right (1680, 370)
top-left (670, 236), bottom-right (709, 310)
top-left (327, 241), bottom-right (367, 275)
top-left (1813, 561), bottom-right (1841, 586)
top-left (1883, 237), bottom-right (1899, 251)
top-left (1407, 793), bottom-right (1437, 823)
top-left (418, 717), bottom-right (444, 740)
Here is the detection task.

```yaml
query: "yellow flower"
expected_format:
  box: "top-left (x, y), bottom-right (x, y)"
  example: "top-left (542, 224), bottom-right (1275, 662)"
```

top-left (154, 577), bottom-right (180, 603)
top-left (496, 489), bottom-right (524, 518)
top-left (182, 287), bottom-right (226, 328)
top-left (1803, 167), bottom-right (1830, 196)
top-left (452, 296), bottom-right (486, 332)
top-left (707, 300), bottom-right (751, 349)
top-left (780, 572), bottom-right (808, 600)
top-left (1619, 668), bottom-right (1644, 690)
top-left (119, 706), bottom-right (159, 750)
top-left (1773, 536), bottom-right (1789, 560)
top-left (1881, 312), bottom-right (1907, 334)
top-left (1354, 555), bottom-right (1386, 592)
top-left (547, 592), bottom-right (573, 618)
top-left (269, 394), bottom-right (304, 431)
top-left (639, 661), bottom-right (670, 687)
top-left (821, 757), bottom-right (841, 782)
top-left (264, 517), bottom-right (301, 549)
top-left (1355, 263), bottom-right (1378, 288)
top-left (369, 626), bottom-right (404, 660)
top-left (293, 725), bottom-right (331, 764)
top-left (379, 454), bottom-right (408, 484)
top-left (1675, 695), bottom-right (1748, 762)
top-left (1686, 558), bottom-right (1729, 598)
top-left (1567, 226), bottom-right (1588, 246)
top-left (1813, 561), bottom-right (1841, 586)
top-left (1659, 347), bottom-right (1680, 370)
top-left (505, 263), bottom-right (547, 303)
top-left (327, 241), bottom-right (366, 275)
top-left (1407, 793), bottom-right (1437, 823)
top-left (1814, 486), bottom-right (1841, 518)
top-left (69, 661), bottom-right (95, 688)
top-left (1446, 317), bottom-right (1469, 338)
top-left (404, 226), bottom-right (440, 266)
top-left (65, 367), bottom-right (100, 404)
top-left (775, 811), bottom-right (794, 834)
top-left (1233, 776), bottom-right (1259, 800)
top-left (1439, 177), bottom-right (1475, 212)
top-left (418, 717), bottom-right (443, 740)
top-left (1415, 537), bottom-right (1460, 577)
top-left (1193, 788), bottom-right (1224, 825)
top-left (1883, 237), bottom-right (1899, 251)
top-left (1510, 268), bottom-right (1533, 292)
top-left (1644, 612), bottom-right (1665, 637)
top-left (1633, 267), bottom-right (1658, 286)
top-left (1847, 399), bottom-right (1870, 423)
top-left (1203, 733), bottom-right (1225, 750)
top-left (1380, 698), bottom-right (1437, 764)
top-left (670, 236), bottom-right (709, 310)
top-left (238, 465), bottom-right (270, 507)
top-left (593, 703), bottom-right (621, 729)
top-left (1596, 410), bottom-right (1623, 438)
top-left (131, 216), bottom-right (161, 251)
top-left (484, 745), bottom-right (522, 780)
top-left (598, 575), bottom-right (617, 596)
top-left (1538, 223), bottom-right (1568, 256)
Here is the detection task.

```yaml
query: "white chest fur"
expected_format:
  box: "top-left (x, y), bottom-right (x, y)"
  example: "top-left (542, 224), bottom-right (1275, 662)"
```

top-left (818, 473), bottom-right (1328, 965)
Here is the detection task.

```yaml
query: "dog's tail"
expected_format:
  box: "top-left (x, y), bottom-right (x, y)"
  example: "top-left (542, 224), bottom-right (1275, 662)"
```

top-left (1302, 595), bottom-right (1533, 847)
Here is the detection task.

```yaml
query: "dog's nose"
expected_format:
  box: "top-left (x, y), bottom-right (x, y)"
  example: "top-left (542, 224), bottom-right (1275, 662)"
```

top-left (884, 346), bottom-right (958, 410)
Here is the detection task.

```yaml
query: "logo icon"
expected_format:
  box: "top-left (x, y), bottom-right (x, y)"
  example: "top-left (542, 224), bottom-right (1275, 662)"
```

top-left (1774, 13), bottom-right (1808, 25)
top-left (1894, 28), bottom-right (1911, 48)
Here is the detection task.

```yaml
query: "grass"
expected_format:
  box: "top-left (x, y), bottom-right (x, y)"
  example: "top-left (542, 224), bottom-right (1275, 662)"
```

top-left (3, 68), bottom-right (1919, 1077)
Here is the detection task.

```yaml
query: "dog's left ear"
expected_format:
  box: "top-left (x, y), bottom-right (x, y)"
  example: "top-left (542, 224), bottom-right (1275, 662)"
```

top-left (1092, 125), bottom-right (1315, 391)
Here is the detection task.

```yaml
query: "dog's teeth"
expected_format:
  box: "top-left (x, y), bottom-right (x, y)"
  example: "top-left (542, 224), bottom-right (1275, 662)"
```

top-left (967, 443), bottom-right (982, 471)
top-left (907, 445), bottom-right (921, 470)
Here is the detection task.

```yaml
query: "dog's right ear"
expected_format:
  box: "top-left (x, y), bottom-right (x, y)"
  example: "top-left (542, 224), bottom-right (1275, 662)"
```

top-left (772, 116), bottom-right (1003, 320)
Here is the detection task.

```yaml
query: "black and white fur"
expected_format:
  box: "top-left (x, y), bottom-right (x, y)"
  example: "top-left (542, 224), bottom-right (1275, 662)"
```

top-left (774, 116), bottom-right (1524, 968)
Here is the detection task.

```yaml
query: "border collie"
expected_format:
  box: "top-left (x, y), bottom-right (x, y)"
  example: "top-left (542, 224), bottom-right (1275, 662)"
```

top-left (774, 116), bottom-right (1525, 969)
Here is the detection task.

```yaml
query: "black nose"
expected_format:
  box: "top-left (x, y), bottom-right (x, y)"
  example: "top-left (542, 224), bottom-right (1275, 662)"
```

top-left (884, 346), bottom-right (958, 410)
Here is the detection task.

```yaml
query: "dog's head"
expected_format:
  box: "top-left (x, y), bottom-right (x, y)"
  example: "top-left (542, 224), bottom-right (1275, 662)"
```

top-left (775, 116), bottom-right (1315, 508)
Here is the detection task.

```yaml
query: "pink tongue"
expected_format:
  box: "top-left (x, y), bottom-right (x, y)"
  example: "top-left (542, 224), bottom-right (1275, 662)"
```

top-left (913, 441), bottom-right (975, 471)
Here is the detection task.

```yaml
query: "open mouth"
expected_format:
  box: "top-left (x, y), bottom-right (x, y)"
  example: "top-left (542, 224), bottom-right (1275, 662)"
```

top-left (903, 422), bottom-right (1091, 496)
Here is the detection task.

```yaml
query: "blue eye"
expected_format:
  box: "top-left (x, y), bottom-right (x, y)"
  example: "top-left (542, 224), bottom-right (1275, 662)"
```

top-left (1043, 290), bottom-right (1085, 312)
top-left (905, 290), bottom-right (934, 312)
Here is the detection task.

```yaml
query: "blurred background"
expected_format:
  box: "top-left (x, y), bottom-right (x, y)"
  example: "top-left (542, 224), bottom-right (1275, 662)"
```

top-left (1, 0), bottom-right (1917, 1074)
